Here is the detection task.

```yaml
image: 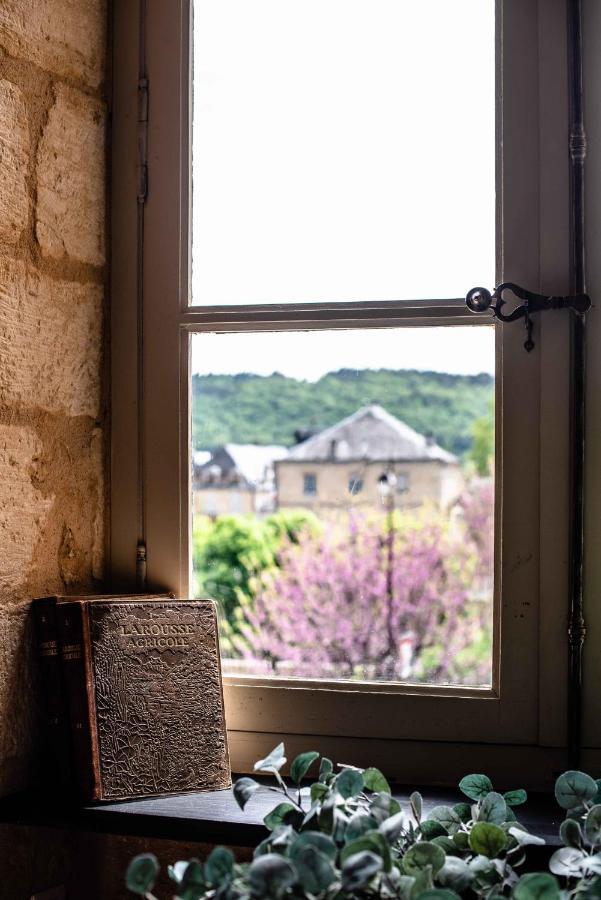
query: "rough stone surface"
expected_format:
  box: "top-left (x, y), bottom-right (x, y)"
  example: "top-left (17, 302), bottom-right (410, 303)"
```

top-left (36, 85), bottom-right (105, 266)
top-left (0, 80), bottom-right (29, 245)
top-left (0, 258), bottom-right (102, 417)
top-left (0, 425), bottom-right (53, 597)
top-left (0, 0), bottom-right (106, 90)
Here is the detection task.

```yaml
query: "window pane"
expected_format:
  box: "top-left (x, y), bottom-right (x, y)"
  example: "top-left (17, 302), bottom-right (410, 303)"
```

top-left (191, 0), bottom-right (495, 306)
top-left (190, 326), bottom-right (495, 686)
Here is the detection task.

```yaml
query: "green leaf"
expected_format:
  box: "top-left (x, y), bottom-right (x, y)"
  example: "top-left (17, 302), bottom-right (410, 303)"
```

top-left (411, 791), bottom-right (423, 822)
top-left (364, 767), bottom-right (391, 794)
top-left (427, 806), bottom-right (461, 834)
top-left (248, 855), bottom-right (297, 898)
top-left (290, 845), bottom-right (335, 894)
top-left (126, 854), bottom-right (159, 896)
top-left (420, 820), bottom-right (448, 839)
top-left (469, 822), bottom-right (507, 858)
top-left (319, 757), bottom-right (333, 781)
top-left (290, 751), bottom-right (319, 785)
top-left (290, 832), bottom-right (337, 861)
top-left (459, 774), bottom-right (493, 801)
top-left (437, 857), bottom-right (474, 893)
top-left (410, 868), bottom-right (434, 900)
top-left (549, 846), bottom-right (587, 877)
top-left (513, 873), bottom-right (561, 900)
top-left (555, 771), bottom-right (598, 810)
top-left (379, 811), bottom-right (406, 845)
top-left (432, 836), bottom-right (460, 855)
top-left (453, 803), bottom-right (472, 823)
top-left (504, 789), bottom-right (528, 807)
top-left (204, 847), bottom-right (234, 886)
top-left (310, 782), bottom-right (328, 803)
top-left (264, 802), bottom-right (301, 832)
top-left (271, 825), bottom-right (295, 850)
top-left (341, 850), bottom-right (383, 892)
top-left (178, 860), bottom-right (205, 900)
top-left (233, 777), bottom-right (260, 810)
top-left (168, 861), bottom-right (188, 885)
top-left (254, 742), bottom-right (287, 774)
top-left (337, 767), bottom-right (364, 799)
top-left (318, 795), bottom-right (336, 834)
top-left (402, 842), bottom-right (446, 876)
top-left (341, 832), bottom-right (392, 872)
top-left (452, 831), bottom-right (469, 851)
top-left (346, 812), bottom-right (379, 841)
top-left (586, 805), bottom-right (601, 845)
top-left (469, 855), bottom-right (502, 891)
top-left (371, 792), bottom-right (401, 823)
top-left (560, 818), bottom-right (583, 848)
top-left (478, 792), bottom-right (507, 825)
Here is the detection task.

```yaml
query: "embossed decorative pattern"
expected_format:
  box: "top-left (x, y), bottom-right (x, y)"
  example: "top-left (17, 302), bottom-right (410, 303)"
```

top-left (89, 601), bottom-right (230, 800)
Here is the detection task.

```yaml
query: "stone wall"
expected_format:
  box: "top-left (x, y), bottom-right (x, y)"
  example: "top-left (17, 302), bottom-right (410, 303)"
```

top-left (0, 0), bottom-right (107, 794)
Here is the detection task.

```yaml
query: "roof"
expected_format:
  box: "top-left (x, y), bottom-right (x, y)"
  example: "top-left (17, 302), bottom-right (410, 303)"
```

top-left (283, 404), bottom-right (457, 465)
top-left (197, 443), bottom-right (288, 486)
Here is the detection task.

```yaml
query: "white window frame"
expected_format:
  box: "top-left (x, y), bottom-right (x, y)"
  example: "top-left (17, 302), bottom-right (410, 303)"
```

top-left (111, 0), bottom-right (573, 785)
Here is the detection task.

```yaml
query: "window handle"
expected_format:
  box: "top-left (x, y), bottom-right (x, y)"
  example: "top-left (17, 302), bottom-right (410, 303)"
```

top-left (466, 282), bottom-right (591, 352)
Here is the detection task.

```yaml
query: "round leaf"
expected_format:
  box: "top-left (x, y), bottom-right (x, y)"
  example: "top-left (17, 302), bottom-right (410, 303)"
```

top-left (437, 857), bottom-right (474, 893)
top-left (560, 818), bottom-right (583, 848)
top-left (126, 854), bottom-right (159, 896)
top-left (342, 832), bottom-right (392, 872)
top-left (234, 777), bottom-right (260, 811)
top-left (513, 873), bottom-right (561, 900)
top-left (379, 811), bottom-right (406, 844)
top-left (478, 792), bottom-right (507, 825)
top-left (403, 842), bottom-right (446, 876)
top-left (555, 771), bottom-right (598, 810)
top-left (469, 822), bottom-right (507, 858)
top-left (549, 846), bottom-right (587, 877)
top-left (459, 774), bottom-right (493, 801)
top-left (504, 789), bottom-right (528, 807)
top-left (428, 806), bottom-right (461, 834)
top-left (346, 812), bottom-right (379, 841)
top-left (452, 831), bottom-right (469, 851)
top-left (248, 855), bottom-right (297, 898)
top-left (204, 847), bottom-right (234, 886)
top-left (291, 846), bottom-right (335, 894)
top-left (291, 831), bottom-right (337, 861)
top-left (364, 767), bottom-right (391, 794)
top-left (168, 861), bottom-right (189, 885)
top-left (342, 850), bottom-right (383, 891)
top-left (290, 751), bottom-right (319, 786)
top-left (420, 820), bottom-right (448, 839)
top-left (337, 767), bottom-right (364, 799)
top-left (178, 860), bottom-right (205, 900)
top-left (371, 792), bottom-right (401, 823)
top-left (585, 805), bottom-right (601, 845)
top-left (411, 791), bottom-right (423, 823)
top-left (310, 782), bottom-right (328, 803)
top-left (508, 827), bottom-right (545, 847)
top-left (264, 802), bottom-right (301, 832)
top-left (319, 757), bottom-right (333, 781)
top-left (453, 803), bottom-right (472, 823)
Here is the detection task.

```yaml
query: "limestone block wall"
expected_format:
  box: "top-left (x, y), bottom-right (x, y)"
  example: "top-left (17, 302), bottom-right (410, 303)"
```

top-left (0, 0), bottom-right (107, 795)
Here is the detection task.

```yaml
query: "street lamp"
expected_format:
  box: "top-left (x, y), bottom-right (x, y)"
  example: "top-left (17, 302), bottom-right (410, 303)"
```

top-left (378, 471), bottom-right (397, 673)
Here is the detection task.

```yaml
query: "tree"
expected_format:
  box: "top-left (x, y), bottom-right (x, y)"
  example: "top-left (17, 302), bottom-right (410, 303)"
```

top-left (470, 401), bottom-right (494, 476)
top-left (233, 505), bottom-right (493, 685)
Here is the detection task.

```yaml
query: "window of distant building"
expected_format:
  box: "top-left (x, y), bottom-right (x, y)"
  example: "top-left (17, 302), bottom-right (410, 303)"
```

top-left (349, 473), bottom-right (363, 495)
top-left (303, 473), bottom-right (317, 496)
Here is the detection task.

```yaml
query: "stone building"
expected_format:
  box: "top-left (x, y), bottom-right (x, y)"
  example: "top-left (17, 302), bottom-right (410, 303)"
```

top-left (193, 443), bottom-right (288, 517)
top-left (275, 404), bottom-right (463, 513)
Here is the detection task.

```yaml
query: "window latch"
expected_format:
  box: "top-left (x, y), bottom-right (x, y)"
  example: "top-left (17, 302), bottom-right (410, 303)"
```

top-left (465, 282), bottom-right (591, 352)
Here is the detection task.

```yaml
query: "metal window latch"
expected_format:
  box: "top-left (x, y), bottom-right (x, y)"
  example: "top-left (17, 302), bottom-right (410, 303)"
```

top-left (466, 282), bottom-right (591, 352)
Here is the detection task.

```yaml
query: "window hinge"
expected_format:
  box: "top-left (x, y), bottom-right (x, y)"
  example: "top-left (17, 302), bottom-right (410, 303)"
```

top-left (137, 76), bottom-right (149, 203)
top-left (466, 282), bottom-right (591, 351)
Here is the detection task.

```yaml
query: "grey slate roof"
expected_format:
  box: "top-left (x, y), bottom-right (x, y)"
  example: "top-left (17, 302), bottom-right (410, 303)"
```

top-left (284, 404), bottom-right (457, 464)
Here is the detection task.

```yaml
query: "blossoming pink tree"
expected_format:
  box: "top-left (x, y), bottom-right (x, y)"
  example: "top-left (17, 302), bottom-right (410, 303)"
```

top-left (233, 482), bottom-right (494, 684)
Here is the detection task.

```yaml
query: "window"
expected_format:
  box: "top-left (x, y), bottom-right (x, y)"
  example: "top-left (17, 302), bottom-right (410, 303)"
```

top-left (303, 473), bottom-right (317, 497)
top-left (349, 474), bottom-right (363, 496)
top-left (111, 0), bottom-right (573, 783)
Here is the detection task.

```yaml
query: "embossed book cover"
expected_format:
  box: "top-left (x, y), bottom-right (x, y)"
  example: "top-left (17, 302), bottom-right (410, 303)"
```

top-left (56, 598), bottom-right (231, 801)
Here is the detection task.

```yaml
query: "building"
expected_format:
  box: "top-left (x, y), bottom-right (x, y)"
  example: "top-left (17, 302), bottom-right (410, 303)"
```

top-left (193, 443), bottom-right (288, 517)
top-left (275, 404), bottom-right (463, 513)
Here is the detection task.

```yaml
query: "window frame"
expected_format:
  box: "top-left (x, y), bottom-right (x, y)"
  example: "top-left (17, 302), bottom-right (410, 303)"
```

top-left (111, 0), bottom-right (572, 785)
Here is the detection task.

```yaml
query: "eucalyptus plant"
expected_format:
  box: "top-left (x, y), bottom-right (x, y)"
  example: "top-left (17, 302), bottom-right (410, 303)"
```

top-left (126, 746), bottom-right (601, 900)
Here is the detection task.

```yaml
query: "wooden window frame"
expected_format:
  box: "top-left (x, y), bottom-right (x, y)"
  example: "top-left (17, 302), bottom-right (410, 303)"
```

top-left (111, 0), bottom-right (573, 785)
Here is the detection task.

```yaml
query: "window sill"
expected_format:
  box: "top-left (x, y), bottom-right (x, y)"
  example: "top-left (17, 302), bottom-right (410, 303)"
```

top-left (0, 781), bottom-right (563, 855)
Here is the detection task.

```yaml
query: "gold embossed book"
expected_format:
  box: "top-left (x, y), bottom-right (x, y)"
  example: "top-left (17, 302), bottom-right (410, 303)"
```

top-left (55, 598), bottom-right (231, 802)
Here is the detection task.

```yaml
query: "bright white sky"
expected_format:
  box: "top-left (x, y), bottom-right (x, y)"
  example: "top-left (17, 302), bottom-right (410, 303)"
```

top-left (191, 0), bottom-right (495, 378)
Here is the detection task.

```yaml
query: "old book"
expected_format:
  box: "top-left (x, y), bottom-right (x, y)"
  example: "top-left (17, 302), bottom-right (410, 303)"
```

top-left (56, 598), bottom-right (231, 801)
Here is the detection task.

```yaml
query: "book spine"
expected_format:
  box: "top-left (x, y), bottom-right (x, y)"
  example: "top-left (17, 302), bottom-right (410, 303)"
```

top-left (31, 597), bottom-right (73, 788)
top-left (56, 601), bottom-right (101, 801)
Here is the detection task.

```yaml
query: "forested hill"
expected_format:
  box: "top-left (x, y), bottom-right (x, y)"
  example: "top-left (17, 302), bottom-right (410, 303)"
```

top-left (192, 369), bottom-right (494, 458)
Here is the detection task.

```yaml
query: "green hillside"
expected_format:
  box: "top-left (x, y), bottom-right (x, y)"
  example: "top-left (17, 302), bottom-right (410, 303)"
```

top-left (192, 369), bottom-right (494, 459)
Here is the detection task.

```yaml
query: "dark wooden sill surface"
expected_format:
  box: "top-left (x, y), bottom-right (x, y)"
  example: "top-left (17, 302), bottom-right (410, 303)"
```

top-left (0, 781), bottom-right (563, 853)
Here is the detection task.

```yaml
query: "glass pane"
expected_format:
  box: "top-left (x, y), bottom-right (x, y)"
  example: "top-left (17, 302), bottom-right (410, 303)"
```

top-left (190, 326), bottom-right (495, 686)
top-left (191, 0), bottom-right (495, 306)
